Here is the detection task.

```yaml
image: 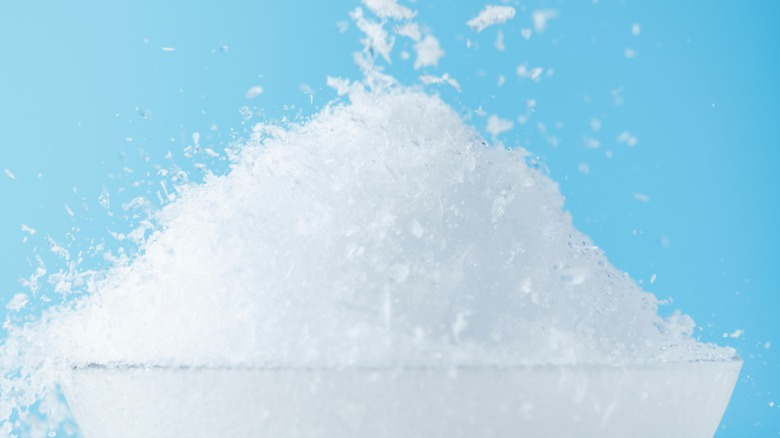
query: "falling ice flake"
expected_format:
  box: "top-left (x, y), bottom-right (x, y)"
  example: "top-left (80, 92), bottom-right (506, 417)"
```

top-left (64, 204), bottom-right (75, 217)
top-left (6, 294), bottom-right (29, 312)
top-left (419, 74), bottom-right (460, 92)
top-left (632, 23), bottom-right (641, 36)
top-left (162, 47), bottom-right (175, 52)
top-left (3, 168), bottom-right (16, 180)
top-left (516, 65), bottom-right (545, 82)
top-left (532, 9), bottom-right (559, 32)
top-left (467, 5), bottom-right (516, 32)
top-left (521, 28), bottom-right (532, 40)
top-left (495, 30), bottom-right (505, 51)
top-left (414, 35), bottom-right (444, 69)
top-left (487, 115), bottom-right (514, 138)
top-left (21, 224), bottom-right (37, 235)
top-left (650, 274), bottom-right (657, 284)
top-left (361, 0), bottom-right (416, 20)
top-left (327, 76), bottom-right (351, 95)
top-left (245, 86), bottom-right (264, 99)
top-left (578, 163), bottom-right (590, 174)
top-left (350, 7), bottom-right (394, 63)
top-left (617, 130), bottom-right (638, 146)
top-left (633, 192), bottom-right (650, 203)
top-left (624, 48), bottom-right (637, 58)
top-left (395, 22), bottom-right (421, 42)
top-left (723, 329), bottom-right (744, 339)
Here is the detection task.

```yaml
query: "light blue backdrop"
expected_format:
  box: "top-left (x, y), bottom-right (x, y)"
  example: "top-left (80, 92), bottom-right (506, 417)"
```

top-left (0, 1), bottom-right (777, 435)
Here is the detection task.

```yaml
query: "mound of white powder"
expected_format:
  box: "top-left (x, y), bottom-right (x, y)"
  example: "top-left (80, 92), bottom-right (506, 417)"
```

top-left (46, 84), bottom-right (733, 369)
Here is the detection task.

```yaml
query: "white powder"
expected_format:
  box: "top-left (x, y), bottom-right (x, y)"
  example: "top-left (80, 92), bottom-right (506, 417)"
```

top-left (32, 84), bottom-right (730, 372)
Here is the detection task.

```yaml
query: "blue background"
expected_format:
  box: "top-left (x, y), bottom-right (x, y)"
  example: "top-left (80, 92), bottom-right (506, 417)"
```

top-left (0, 0), bottom-right (777, 435)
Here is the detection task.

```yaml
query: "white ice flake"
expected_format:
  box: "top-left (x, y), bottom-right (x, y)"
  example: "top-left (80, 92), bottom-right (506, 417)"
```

top-left (467, 5), bottom-right (516, 32)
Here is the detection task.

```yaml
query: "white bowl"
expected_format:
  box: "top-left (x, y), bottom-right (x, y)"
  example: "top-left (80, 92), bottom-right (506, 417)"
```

top-left (62, 359), bottom-right (741, 438)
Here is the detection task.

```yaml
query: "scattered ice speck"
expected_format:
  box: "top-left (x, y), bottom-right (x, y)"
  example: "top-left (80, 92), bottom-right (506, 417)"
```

top-left (400, 50), bottom-right (410, 60)
top-left (624, 48), bottom-right (637, 58)
top-left (6, 294), bottom-right (29, 312)
top-left (361, 0), bottom-right (416, 20)
top-left (336, 21), bottom-right (349, 33)
top-left (659, 235), bottom-right (671, 249)
top-left (64, 204), bottom-right (75, 217)
top-left (327, 76), bottom-right (351, 95)
top-left (612, 87), bottom-right (625, 106)
top-left (584, 136), bottom-right (600, 149)
top-left (395, 22), bottom-right (421, 42)
top-left (537, 122), bottom-right (560, 147)
top-left (724, 329), bottom-right (744, 339)
top-left (161, 47), bottom-right (175, 52)
top-left (769, 401), bottom-right (775, 408)
top-left (578, 163), bottom-right (590, 174)
top-left (590, 119), bottom-right (602, 132)
top-left (497, 75), bottom-right (506, 87)
top-left (495, 30), bottom-right (505, 51)
top-left (631, 23), bottom-right (641, 36)
top-left (350, 7), bottom-right (394, 63)
top-left (765, 341), bottom-right (772, 349)
top-left (414, 35), bottom-right (444, 69)
top-left (532, 9), bottom-right (559, 33)
top-left (633, 192), bottom-right (650, 203)
top-left (617, 130), bottom-right (638, 146)
top-left (192, 132), bottom-right (200, 145)
top-left (98, 186), bottom-right (111, 210)
top-left (467, 5), bottom-right (516, 32)
top-left (245, 86), bottom-right (264, 99)
top-left (125, 137), bottom-right (133, 142)
top-left (419, 73), bottom-right (460, 92)
top-left (138, 108), bottom-right (152, 120)
top-left (299, 83), bottom-right (314, 95)
top-left (650, 274), bottom-right (657, 284)
top-left (47, 237), bottom-right (70, 260)
top-left (516, 64), bottom-right (545, 82)
top-left (122, 196), bottom-right (147, 211)
top-left (21, 224), bottom-right (37, 235)
top-left (3, 168), bottom-right (16, 180)
top-left (475, 106), bottom-right (487, 116)
top-left (521, 28), bottom-right (532, 40)
top-left (487, 115), bottom-right (514, 138)
top-left (239, 106), bottom-right (254, 121)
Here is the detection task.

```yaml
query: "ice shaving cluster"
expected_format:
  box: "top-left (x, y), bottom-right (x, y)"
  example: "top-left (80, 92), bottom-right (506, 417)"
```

top-left (43, 85), bottom-right (733, 369)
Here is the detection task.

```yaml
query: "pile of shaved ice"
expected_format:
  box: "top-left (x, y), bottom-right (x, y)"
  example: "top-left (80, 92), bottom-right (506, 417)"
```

top-left (7, 83), bottom-right (733, 375)
top-left (50, 85), bottom-right (730, 368)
